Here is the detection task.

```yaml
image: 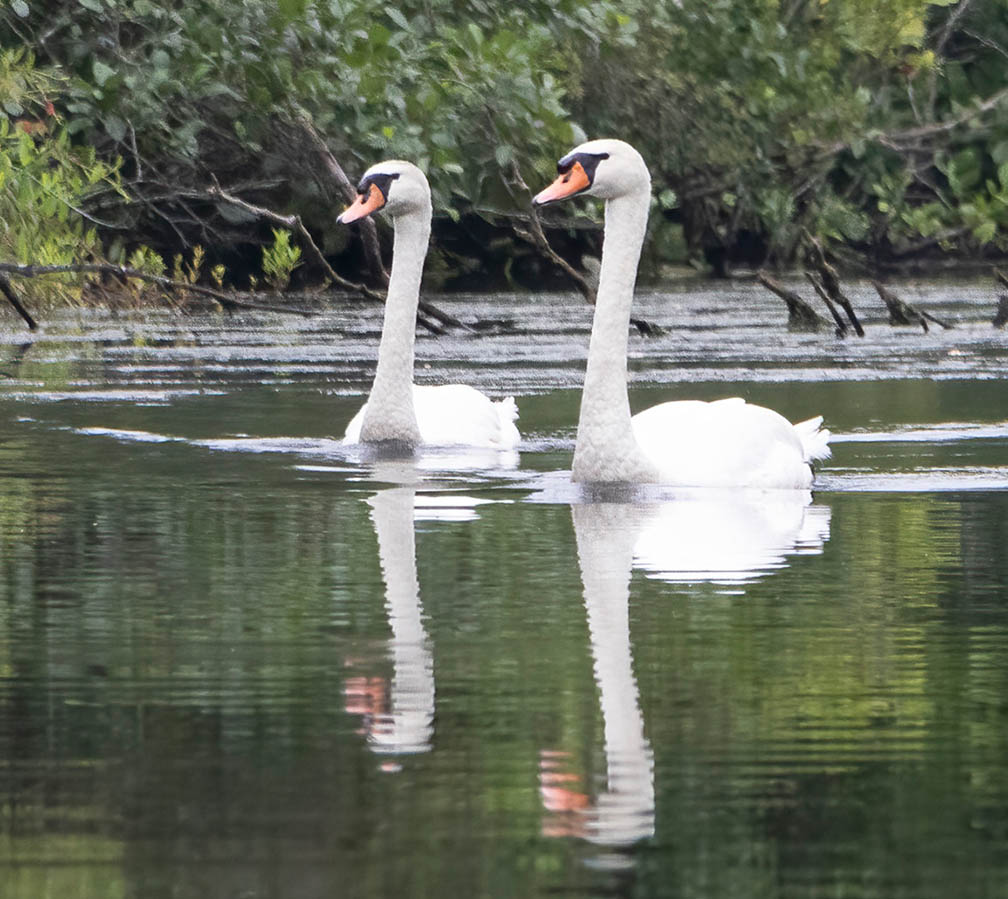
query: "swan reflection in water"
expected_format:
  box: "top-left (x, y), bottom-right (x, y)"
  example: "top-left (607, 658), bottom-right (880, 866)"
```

top-left (540, 490), bottom-right (831, 850)
top-left (343, 486), bottom-right (435, 762)
top-left (343, 462), bottom-right (496, 768)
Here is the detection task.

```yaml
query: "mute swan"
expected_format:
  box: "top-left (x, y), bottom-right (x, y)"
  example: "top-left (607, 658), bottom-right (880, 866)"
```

top-left (533, 139), bottom-right (830, 487)
top-left (339, 160), bottom-right (519, 449)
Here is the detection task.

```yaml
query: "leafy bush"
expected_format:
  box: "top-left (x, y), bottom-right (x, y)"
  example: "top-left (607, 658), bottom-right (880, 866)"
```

top-left (3, 0), bottom-right (1008, 278)
top-left (0, 50), bottom-right (123, 304)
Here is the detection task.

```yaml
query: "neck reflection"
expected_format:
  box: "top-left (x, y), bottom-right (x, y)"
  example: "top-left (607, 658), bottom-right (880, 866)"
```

top-left (541, 491), bottom-right (832, 851)
top-left (345, 485), bottom-right (435, 759)
top-left (541, 503), bottom-right (655, 848)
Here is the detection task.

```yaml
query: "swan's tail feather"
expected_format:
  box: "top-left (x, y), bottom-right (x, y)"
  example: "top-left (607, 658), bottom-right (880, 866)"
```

top-left (497, 395), bottom-right (519, 422)
top-left (494, 396), bottom-right (521, 448)
top-left (794, 415), bottom-right (831, 461)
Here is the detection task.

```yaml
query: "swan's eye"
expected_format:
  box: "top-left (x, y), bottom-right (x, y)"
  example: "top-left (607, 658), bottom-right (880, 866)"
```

top-left (356, 171), bottom-right (401, 203)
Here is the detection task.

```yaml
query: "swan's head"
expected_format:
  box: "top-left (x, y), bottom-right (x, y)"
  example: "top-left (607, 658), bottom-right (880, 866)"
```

top-left (533, 139), bottom-right (650, 206)
top-left (338, 160), bottom-right (430, 223)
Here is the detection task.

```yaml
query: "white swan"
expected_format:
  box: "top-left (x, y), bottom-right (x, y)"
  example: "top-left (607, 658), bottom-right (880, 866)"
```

top-left (533, 139), bottom-right (830, 487)
top-left (339, 160), bottom-right (520, 449)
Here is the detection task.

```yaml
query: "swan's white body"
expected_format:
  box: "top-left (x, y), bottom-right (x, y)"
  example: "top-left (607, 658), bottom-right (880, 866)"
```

top-left (339, 161), bottom-right (519, 449)
top-left (344, 385), bottom-right (519, 449)
top-left (535, 139), bottom-right (829, 488)
top-left (630, 398), bottom-right (829, 488)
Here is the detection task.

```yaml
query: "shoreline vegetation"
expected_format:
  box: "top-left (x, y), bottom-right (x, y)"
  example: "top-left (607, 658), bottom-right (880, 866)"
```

top-left (2, 1), bottom-right (1008, 331)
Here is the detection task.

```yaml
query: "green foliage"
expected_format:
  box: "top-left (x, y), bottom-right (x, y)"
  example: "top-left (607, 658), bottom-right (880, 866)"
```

top-left (575, 0), bottom-right (1008, 264)
top-left (0, 0), bottom-right (625, 252)
top-left (0, 53), bottom-right (122, 303)
top-left (3, 0), bottom-right (1008, 277)
top-left (0, 46), bottom-right (58, 117)
top-left (261, 228), bottom-right (302, 291)
top-left (126, 245), bottom-right (165, 278)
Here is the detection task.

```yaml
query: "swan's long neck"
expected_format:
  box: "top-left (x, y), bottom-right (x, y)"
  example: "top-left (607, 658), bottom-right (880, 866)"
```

top-left (572, 188), bottom-right (659, 483)
top-left (359, 205), bottom-right (431, 444)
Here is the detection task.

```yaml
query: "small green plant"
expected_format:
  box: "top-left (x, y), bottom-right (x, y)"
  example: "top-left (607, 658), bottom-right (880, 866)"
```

top-left (127, 245), bottom-right (166, 277)
top-left (261, 228), bottom-right (301, 291)
top-left (123, 245), bottom-right (166, 302)
top-left (172, 246), bottom-right (205, 285)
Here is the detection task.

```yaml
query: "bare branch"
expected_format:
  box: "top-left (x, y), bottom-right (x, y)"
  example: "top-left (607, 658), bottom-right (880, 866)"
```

top-left (804, 271), bottom-right (848, 337)
top-left (962, 28), bottom-right (1008, 61)
top-left (206, 183), bottom-right (466, 334)
top-left (993, 296), bottom-right (1008, 328)
top-left (803, 232), bottom-right (865, 336)
top-left (873, 280), bottom-right (928, 331)
top-left (501, 162), bottom-right (596, 302)
top-left (289, 115), bottom-right (390, 287)
top-left (0, 273), bottom-right (38, 330)
top-left (931, 0), bottom-right (975, 57)
top-left (816, 83), bottom-right (1008, 159)
top-left (757, 271), bottom-right (825, 332)
top-left (0, 262), bottom-right (314, 319)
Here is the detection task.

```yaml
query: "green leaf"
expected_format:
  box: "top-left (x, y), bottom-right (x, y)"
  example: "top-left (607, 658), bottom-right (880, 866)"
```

top-left (385, 5), bottom-right (409, 29)
top-left (992, 142), bottom-right (1008, 167)
top-left (93, 60), bottom-right (116, 86)
top-left (658, 188), bottom-right (678, 209)
top-left (77, 0), bottom-right (104, 11)
top-left (11, 0), bottom-right (29, 17)
top-left (104, 114), bottom-right (127, 143)
top-left (17, 133), bottom-right (33, 167)
top-left (277, 0), bottom-right (307, 19)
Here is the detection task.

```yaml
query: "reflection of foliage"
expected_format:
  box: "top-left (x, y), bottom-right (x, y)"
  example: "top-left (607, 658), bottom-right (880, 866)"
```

top-left (0, 406), bottom-right (1007, 896)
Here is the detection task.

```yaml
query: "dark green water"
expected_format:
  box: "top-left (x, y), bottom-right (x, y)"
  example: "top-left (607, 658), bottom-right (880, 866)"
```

top-left (1, 283), bottom-right (1007, 897)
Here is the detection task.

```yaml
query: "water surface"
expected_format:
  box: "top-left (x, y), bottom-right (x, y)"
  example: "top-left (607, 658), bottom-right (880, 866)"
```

top-left (1, 281), bottom-right (1007, 897)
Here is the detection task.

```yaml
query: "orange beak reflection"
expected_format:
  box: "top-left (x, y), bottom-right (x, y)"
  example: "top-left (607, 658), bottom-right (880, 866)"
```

top-left (533, 161), bottom-right (591, 205)
top-left (338, 182), bottom-right (386, 224)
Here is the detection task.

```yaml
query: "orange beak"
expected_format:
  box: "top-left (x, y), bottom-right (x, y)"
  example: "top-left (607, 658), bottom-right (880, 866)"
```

top-left (533, 161), bottom-right (591, 205)
top-left (338, 182), bottom-right (386, 224)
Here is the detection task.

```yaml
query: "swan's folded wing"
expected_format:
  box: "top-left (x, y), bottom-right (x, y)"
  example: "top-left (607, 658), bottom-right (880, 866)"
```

top-left (631, 399), bottom-right (815, 488)
top-left (413, 384), bottom-right (520, 448)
